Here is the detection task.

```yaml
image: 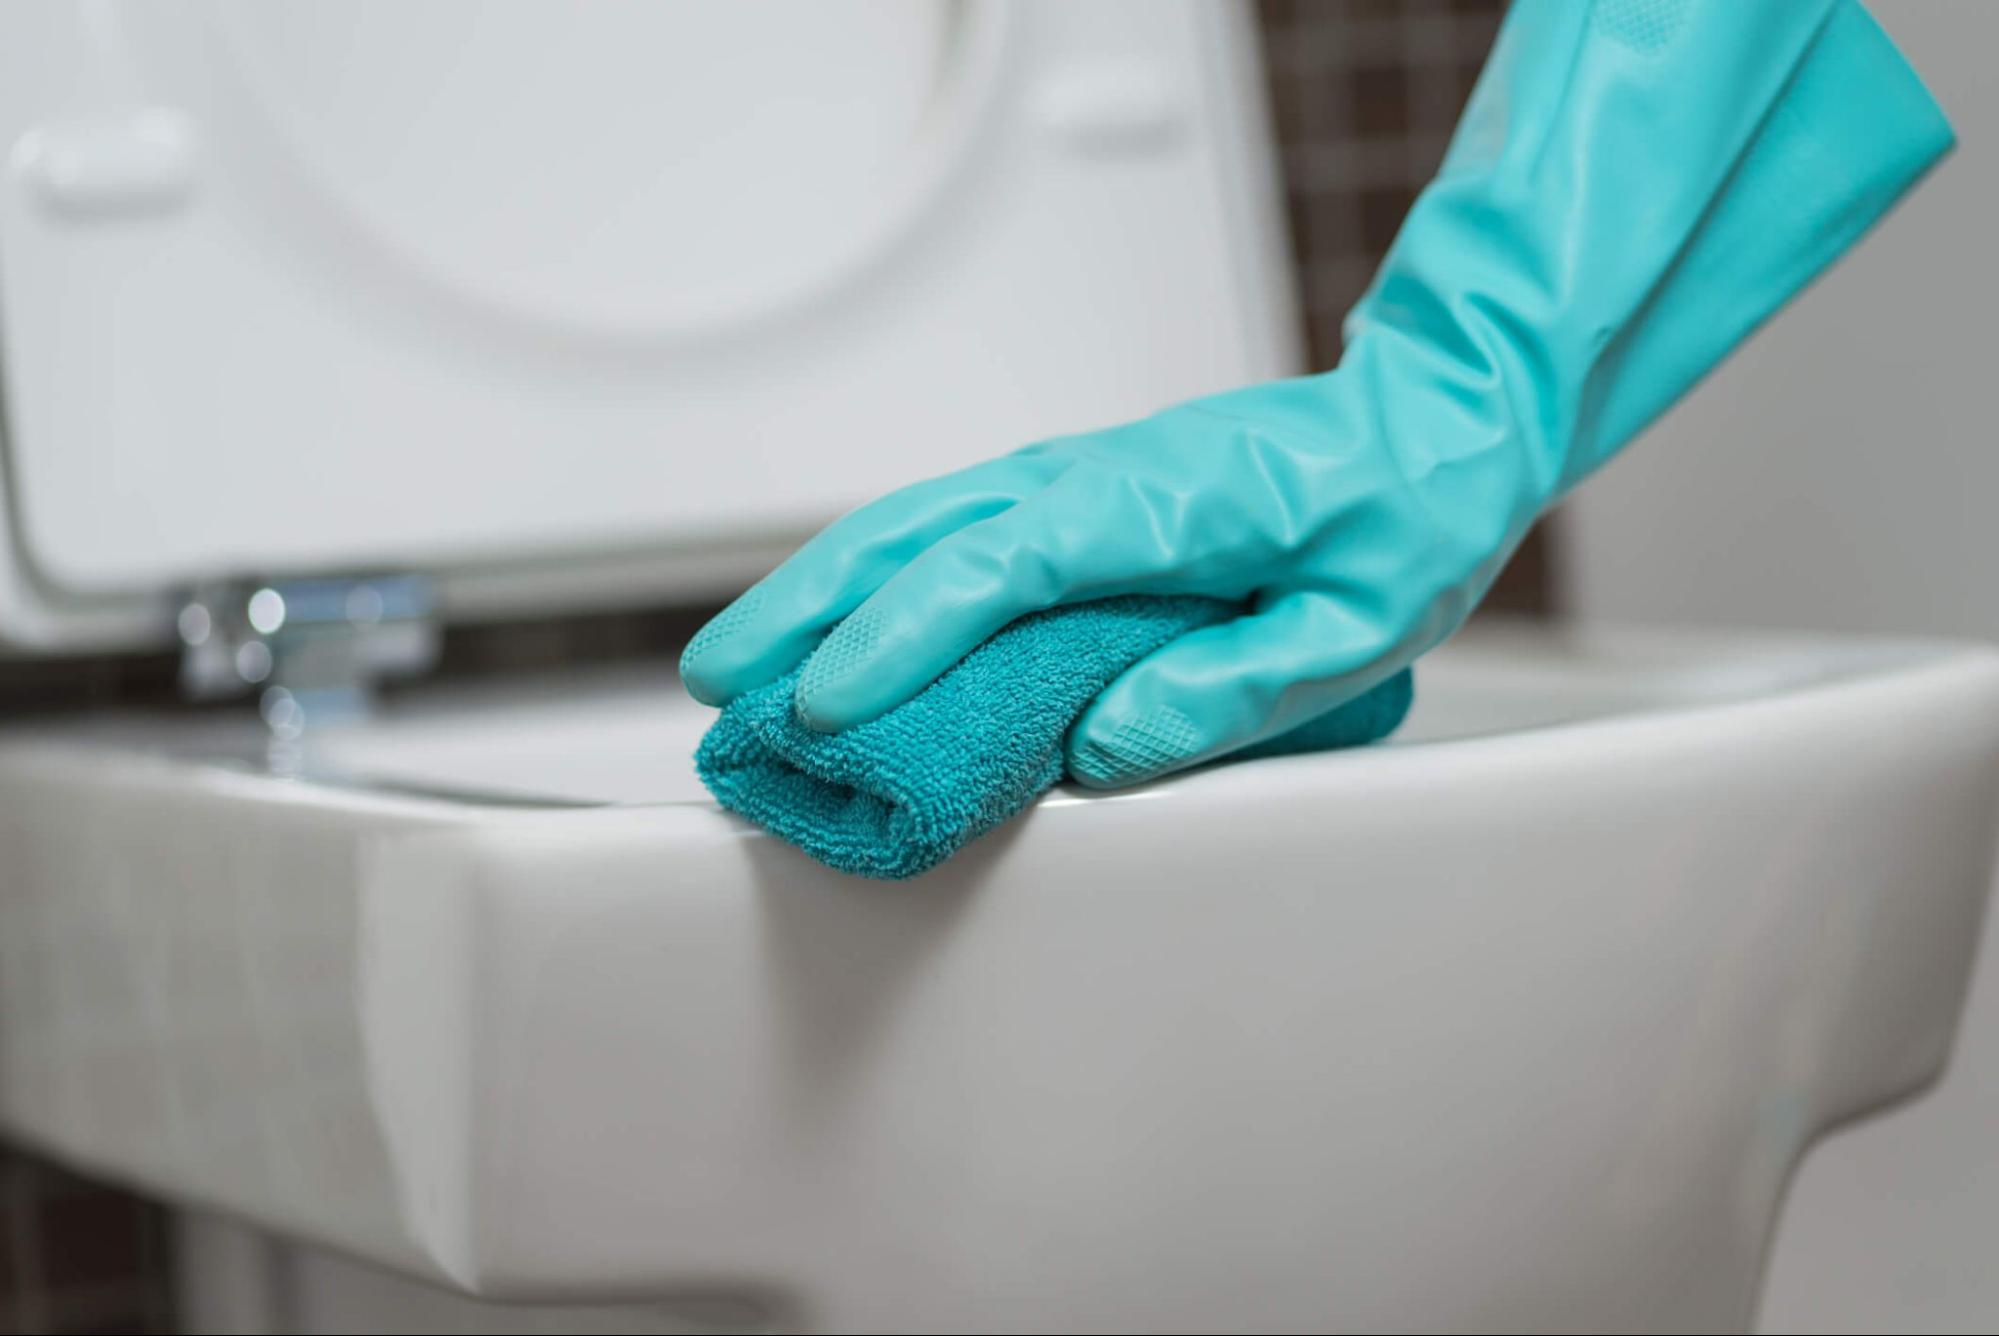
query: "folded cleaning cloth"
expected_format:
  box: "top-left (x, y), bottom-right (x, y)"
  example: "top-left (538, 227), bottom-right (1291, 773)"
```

top-left (695, 596), bottom-right (1414, 879)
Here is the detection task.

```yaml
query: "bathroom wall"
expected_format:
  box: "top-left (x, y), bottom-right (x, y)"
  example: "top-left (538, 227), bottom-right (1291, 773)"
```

top-left (0, 4), bottom-right (1513, 1329)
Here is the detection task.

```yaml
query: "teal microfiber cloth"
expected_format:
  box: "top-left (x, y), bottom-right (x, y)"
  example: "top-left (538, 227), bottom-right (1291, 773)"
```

top-left (694, 596), bottom-right (1414, 880)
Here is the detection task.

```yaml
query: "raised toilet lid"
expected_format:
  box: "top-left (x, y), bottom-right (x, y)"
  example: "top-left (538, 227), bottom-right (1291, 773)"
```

top-left (0, 0), bottom-right (1298, 651)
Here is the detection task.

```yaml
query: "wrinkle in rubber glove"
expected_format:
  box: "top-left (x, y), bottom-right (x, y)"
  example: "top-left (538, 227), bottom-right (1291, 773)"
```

top-left (695, 597), bottom-right (1413, 880)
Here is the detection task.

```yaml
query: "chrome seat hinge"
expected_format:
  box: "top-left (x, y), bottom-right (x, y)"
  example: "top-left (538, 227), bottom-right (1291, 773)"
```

top-left (176, 574), bottom-right (440, 734)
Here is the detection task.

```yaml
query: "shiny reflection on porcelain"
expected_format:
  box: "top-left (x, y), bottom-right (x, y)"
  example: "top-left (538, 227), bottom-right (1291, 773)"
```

top-left (4, 621), bottom-right (1998, 1333)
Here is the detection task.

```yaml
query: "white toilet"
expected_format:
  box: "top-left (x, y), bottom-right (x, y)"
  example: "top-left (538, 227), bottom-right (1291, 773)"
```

top-left (2, 3), bottom-right (1997, 1333)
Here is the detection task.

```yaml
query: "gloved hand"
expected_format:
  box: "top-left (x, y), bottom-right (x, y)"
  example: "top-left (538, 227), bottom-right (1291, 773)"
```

top-left (683, 0), bottom-right (1952, 788)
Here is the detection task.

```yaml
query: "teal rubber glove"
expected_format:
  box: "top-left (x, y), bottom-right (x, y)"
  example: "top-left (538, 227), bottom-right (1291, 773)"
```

top-left (683, 0), bottom-right (1952, 788)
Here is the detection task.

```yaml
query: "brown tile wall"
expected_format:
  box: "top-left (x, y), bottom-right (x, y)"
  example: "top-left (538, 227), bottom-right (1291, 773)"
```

top-left (0, 1157), bottom-right (171, 1335)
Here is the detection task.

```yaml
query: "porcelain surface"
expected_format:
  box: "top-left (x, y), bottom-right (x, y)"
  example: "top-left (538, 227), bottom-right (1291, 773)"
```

top-left (4, 621), bottom-right (1998, 1332)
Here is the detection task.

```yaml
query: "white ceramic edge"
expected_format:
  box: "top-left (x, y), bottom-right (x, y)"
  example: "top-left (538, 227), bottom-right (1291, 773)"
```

top-left (5, 641), bottom-right (1999, 1328)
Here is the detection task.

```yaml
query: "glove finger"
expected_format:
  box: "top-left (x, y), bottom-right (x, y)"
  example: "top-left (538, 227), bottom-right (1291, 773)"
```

top-left (1065, 591), bottom-right (1408, 788)
top-left (786, 493), bottom-right (1078, 731)
top-left (679, 456), bottom-right (1051, 706)
top-left (789, 457), bottom-right (1295, 731)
